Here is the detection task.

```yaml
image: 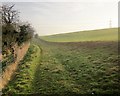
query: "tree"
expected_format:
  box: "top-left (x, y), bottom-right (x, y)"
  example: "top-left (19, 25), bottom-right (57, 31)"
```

top-left (1, 4), bottom-right (34, 57)
top-left (1, 4), bottom-right (19, 24)
top-left (18, 23), bottom-right (34, 45)
top-left (1, 4), bottom-right (20, 55)
top-left (34, 33), bottom-right (39, 38)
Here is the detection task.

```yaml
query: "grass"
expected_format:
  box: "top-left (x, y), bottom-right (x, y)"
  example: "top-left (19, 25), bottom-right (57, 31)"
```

top-left (2, 28), bottom-right (120, 95)
top-left (40, 28), bottom-right (118, 42)
top-left (2, 44), bottom-right (41, 95)
top-left (32, 39), bottom-right (120, 95)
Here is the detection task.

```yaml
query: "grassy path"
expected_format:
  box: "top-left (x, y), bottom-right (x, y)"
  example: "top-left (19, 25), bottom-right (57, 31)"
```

top-left (2, 44), bottom-right (41, 94)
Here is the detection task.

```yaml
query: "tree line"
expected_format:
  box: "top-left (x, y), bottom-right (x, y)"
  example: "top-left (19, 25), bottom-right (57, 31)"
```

top-left (1, 4), bottom-right (34, 58)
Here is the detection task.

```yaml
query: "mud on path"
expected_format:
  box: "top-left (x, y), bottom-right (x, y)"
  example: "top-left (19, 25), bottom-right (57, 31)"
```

top-left (0, 42), bottom-right (30, 90)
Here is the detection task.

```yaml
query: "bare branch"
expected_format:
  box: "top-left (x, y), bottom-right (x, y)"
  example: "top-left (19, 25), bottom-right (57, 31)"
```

top-left (1, 4), bottom-right (19, 24)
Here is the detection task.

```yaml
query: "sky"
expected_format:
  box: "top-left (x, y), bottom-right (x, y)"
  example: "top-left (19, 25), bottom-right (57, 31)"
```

top-left (2, 0), bottom-right (118, 36)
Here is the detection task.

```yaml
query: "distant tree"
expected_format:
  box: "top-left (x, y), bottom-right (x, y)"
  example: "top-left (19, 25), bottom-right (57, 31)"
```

top-left (35, 33), bottom-right (39, 38)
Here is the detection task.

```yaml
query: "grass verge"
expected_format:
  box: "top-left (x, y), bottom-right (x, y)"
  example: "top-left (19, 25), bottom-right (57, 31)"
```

top-left (2, 44), bottom-right (41, 95)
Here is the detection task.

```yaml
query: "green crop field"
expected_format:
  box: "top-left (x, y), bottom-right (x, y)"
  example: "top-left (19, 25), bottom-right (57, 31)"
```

top-left (40, 28), bottom-right (118, 42)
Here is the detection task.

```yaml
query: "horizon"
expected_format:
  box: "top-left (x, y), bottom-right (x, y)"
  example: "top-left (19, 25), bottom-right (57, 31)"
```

top-left (40, 27), bottom-right (117, 36)
top-left (3, 1), bottom-right (118, 36)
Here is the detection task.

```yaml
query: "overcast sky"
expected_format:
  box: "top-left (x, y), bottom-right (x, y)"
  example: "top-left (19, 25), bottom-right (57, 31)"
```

top-left (2, 0), bottom-right (118, 36)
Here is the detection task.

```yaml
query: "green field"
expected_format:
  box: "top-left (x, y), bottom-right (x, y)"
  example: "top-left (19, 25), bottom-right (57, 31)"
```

top-left (3, 39), bottom-right (120, 95)
top-left (40, 28), bottom-right (118, 42)
top-left (3, 28), bottom-right (120, 95)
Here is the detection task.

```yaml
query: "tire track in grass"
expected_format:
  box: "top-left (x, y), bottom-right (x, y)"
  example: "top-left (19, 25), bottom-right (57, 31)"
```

top-left (31, 45), bottom-right (80, 95)
top-left (32, 39), bottom-right (82, 94)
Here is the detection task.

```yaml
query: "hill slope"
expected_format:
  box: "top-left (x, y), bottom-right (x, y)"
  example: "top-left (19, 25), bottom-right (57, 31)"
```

top-left (40, 28), bottom-right (118, 42)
